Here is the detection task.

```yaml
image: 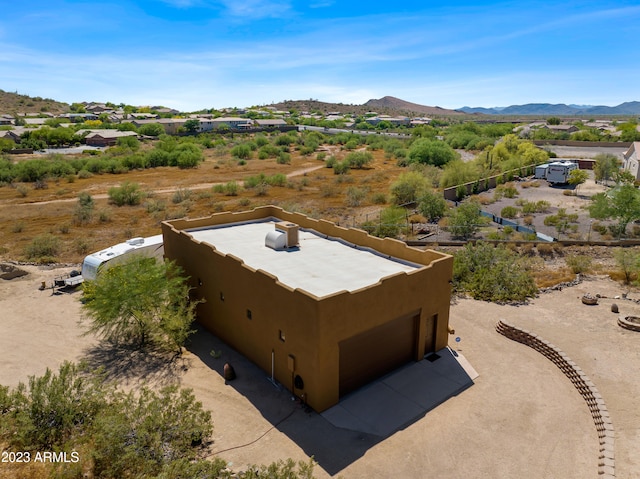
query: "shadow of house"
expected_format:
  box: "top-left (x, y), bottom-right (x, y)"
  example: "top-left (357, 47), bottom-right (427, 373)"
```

top-left (187, 323), bottom-right (474, 476)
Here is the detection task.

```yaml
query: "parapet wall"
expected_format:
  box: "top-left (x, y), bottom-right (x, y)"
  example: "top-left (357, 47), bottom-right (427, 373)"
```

top-left (495, 320), bottom-right (615, 479)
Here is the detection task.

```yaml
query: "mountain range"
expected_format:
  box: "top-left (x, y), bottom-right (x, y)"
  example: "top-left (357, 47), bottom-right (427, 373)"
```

top-left (458, 102), bottom-right (640, 116)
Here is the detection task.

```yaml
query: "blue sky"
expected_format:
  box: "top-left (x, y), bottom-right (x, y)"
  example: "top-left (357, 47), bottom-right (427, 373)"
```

top-left (1, 1), bottom-right (639, 111)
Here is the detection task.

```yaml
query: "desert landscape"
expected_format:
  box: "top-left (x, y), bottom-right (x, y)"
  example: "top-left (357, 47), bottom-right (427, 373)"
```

top-left (1, 260), bottom-right (639, 478)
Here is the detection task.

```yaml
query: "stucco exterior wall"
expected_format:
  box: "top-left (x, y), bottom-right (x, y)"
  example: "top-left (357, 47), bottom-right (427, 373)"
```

top-left (161, 206), bottom-right (453, 412)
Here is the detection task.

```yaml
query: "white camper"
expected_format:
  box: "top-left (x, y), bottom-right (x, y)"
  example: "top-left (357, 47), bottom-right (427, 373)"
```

top-left (80, 235), bottom-right (164, 281)
top-left (546, 161), bottom-right (578, 184)
top-left (535, 164), bottom-right (549, 179)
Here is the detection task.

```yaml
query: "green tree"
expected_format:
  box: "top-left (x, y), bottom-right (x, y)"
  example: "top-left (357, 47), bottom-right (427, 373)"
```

top-left (453, 242), bottom-right (538, 302)
top-left (138, 123), bottom-right (165, 137)
top-left (568, 169), bottom-right (589, 194)
top-left (82, 256), bottom-right (199, 351)
top-left (92, 385), bottom-right (212, 478)
top-left (390, 171), bottom-right (429, 204)
top-left (589, 184), bottom-right (640, 237)
top-left (447, 201), bottom-right (482, 240)
top-left (407, 139), bottom-right (458, 167)
top-left (613, 247), bottom-right (639, 284)
top-left (593, 153), bottom-right (620, 184)
top-left (418, 190), bottom-right (447, 222)
top-left (345, 151), bottom-right (373, 169)
top-left (116, 135), bottom-right (140, 151)
top-left (184, 119), bottom-right (200, 133)
top-left (546, 117), bottom-right (561, 125)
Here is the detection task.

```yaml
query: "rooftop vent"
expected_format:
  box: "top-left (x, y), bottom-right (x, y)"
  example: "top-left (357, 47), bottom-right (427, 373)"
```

top-left (265, 222), bottom-right (299, 251)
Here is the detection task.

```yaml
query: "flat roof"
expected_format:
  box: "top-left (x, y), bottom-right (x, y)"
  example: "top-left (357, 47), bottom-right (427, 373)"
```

top-left (187, 219), bottom-right (421, 297)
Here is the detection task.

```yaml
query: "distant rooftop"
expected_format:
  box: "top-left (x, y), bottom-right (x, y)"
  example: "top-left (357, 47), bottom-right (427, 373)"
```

top-left (187, 218), bottom-right (421, 298)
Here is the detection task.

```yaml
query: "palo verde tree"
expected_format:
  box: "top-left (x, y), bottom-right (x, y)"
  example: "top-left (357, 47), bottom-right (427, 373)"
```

top-left (593, 153), bottom-right (621, 184)
top-left (589, 184), bottom-right (640, 237)
top-left (82, 255), bottom-right (199, 352)
top-left (568, 169), bottom-right (589, 194)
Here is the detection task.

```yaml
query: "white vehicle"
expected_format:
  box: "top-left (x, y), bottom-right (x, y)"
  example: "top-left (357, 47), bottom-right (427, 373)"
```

top-left (546, 161), bottom-right (578, 184)
top-left (80, 235), bottom-right (164, 282)
top-left (534, 163), bottom-right (549, 179)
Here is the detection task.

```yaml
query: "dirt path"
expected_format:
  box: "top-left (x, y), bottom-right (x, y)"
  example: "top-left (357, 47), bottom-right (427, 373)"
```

top-left (3, 165), bottom-right (326, 207)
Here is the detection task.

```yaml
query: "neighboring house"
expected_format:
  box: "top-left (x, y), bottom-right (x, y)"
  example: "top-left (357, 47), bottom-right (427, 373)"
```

top-left (623, 142), bottom-right (640, 179)
top-left (0, 130), bottom-right (20, 142)
top-left (0, 115), bottom-right (14, 126)
top-left (254, 119), bottom-right (288, 128)
top-left (365, 115), bottom-right (411, 127)
top-left (129, 113), bottom-right (159, 120)
top-left (131, 118), bottom-right (188, 134)
top-left (58, 113), bottom-right (100, 122)
top-left (80, 129), bottom-right (139, 147)
top-left (161, 206), bottom-right (453, 412)
top-left (542, 124), bottom-right (579, 134)
top-left (24, 118), bottom-right (48, 126)
top-left (198, 117), bottom-right (253, 131)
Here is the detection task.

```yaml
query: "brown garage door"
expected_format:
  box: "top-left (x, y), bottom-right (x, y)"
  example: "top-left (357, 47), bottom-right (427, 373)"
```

top-left (339, 313), bottom-right (418, 397)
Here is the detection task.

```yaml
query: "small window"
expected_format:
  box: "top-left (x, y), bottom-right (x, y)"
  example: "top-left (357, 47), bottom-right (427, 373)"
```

top-left (279, 329), bottom-right (286, 342)
top-left (246, 309), bottom-right (252, 320)
top-left (220, 292), bottom-right (225, 301)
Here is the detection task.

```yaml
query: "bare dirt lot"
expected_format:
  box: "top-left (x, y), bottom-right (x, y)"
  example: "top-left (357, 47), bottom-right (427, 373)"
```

top-left (2, 264), bottom-right (638, 479)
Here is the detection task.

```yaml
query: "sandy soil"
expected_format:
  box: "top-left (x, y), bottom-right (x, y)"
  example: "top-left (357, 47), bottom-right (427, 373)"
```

top-left (1, 264), bottom-right (638, 478)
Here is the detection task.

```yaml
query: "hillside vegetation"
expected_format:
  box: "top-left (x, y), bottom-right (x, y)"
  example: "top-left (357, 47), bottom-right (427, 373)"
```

top-left (0, 90), bottom-right (69, 115)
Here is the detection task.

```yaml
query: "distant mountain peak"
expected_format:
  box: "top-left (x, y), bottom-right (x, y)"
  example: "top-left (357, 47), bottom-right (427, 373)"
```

top-left (458, 102), bottom-right (640, 115)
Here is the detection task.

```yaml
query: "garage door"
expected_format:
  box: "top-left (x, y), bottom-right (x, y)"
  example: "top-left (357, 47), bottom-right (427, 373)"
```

top-left (339, 313), bottom-right (418, 397)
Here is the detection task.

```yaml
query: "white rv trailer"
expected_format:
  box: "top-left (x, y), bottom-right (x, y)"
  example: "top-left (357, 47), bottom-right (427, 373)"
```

top-left (80, 235), bottom-right (164, 282)
top-left (546, 161), bottom-right (578, 184)
top-left (534, 163), bottom-right (549, 179)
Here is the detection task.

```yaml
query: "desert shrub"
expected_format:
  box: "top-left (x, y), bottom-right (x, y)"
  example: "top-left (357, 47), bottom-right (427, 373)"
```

top-left (108, 181), bottom-right (143, 206)
top-left (98, 209), bottom-right (112, 223)
top-left (453, 241), bottom-right (538, 302)
top-left (496, 183), bottom-right (518, 198)
top-left (345, 151), bottom-right (373, 169)
top-left (11, 221), bottom-right (24, 233)
top-left (172, 188), bottom-right (192, 204)
top-left (501, 206), bottom-right (519, 219)
top-left (371, 192), bottom-right (387, 204)
top-left (523, 215), bottom-right (534, 226)
top-left (345, 187), bottom-right (367, 207)
top-left (536, 243), bottom-right (555, 257)
top-left (277, 152), bottom-right (291, 164)
top-left (16, 184), bottom-right (28, 197)
top-left (230, 143), bottom-right (252, 160)
top-left (224, 181), bottom-right (239, 196)
top-left (565, 254), bottom-right (592, 274)
top-left (77, 169), bottom-right (93, 179)
top-left (320, 184), bottom-right (337, 198)
top-left (24, 233), bottom-right (61, 261)
top-left (73, 192), bottom-right (94, 225)
top-left (333, 160), bottom-right (350, 175)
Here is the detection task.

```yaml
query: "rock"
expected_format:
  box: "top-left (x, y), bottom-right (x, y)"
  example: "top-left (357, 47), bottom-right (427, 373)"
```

top-left (611, 303), bottom-right (619, 313)
top-left (223, 362), bottom-right (236, 381)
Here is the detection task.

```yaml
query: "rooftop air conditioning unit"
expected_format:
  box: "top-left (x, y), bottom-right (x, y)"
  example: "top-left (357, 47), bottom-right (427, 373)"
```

top-left (265, 222), bottom-right (299, 251)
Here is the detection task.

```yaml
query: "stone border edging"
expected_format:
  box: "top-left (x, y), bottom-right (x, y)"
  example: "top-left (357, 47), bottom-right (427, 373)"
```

top-left (495, 320), bottom-right (615, 478)
top-left (618, 316), bottom-right (640, 332)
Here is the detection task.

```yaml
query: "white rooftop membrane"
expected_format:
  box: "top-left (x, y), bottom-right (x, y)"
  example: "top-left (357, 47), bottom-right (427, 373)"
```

top-left (187, 220), bottom-right (421, 298)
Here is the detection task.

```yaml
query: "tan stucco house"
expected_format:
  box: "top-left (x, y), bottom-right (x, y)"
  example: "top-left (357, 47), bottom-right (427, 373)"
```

top-left (161, 206), bottom-right (453, 412)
